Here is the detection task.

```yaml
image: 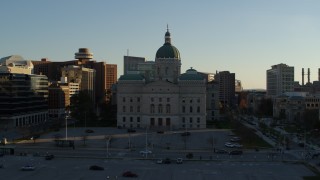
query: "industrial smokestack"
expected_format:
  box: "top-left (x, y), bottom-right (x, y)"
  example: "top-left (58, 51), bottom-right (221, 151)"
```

top-left (308, 68), bottom-right (310, 84)
top-left (302, 68), bottom-right (304, 86)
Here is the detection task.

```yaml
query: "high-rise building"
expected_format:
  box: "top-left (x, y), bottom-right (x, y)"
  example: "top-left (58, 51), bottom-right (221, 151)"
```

top-left (0, 73), bottom-right (48, 128)
top-left (206, 81), bottom-right (220, 121)
top-left (215, 71), bottom-right (235, 108)
top-left (48, 83), bottom-right (70, 119)
top-left (123, 56), bottom-right (145, 75)
top-left (105, 64), bottom-right (117, 97)
top-left (32, 48), bottom-right (118, 105)
top-left (267, 63), bottom-right (294, 97)
top-left (61, 65), bottom-right (95, 105)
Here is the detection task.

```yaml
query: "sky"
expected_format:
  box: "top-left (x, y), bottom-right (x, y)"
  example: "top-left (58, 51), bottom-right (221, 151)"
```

top-left (1, 0), bottom-right (320, 89)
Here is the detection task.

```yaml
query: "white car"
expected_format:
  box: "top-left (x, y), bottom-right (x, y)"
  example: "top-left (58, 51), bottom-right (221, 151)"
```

top-left (21, 165), bottom-right (35, 171)
top-left (224, 142), bottom-right (234, 148)
top-left (233, 143), bottom-right (243, 148)
top-left (176, 158), bottom-right (183, 164)
top-left (140, 150), bottom-right (152, 155)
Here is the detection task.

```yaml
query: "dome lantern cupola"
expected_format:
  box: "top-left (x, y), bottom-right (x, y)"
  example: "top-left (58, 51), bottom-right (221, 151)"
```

top-left (155, 25), bottom-right (180, 59)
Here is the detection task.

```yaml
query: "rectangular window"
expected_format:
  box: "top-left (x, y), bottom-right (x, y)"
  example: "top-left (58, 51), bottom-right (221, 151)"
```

top-left (123, 117), bottom-right (126, 122)
top-left (130, 117), bottom-right (133, 122)
top-left (151, 97), bottom-right (154, 102)
top-left (167, 98), bottom-right (170, 102)
top-left (123, 106), bottom-right (126, 112)
top-left (159, 98), bottom-right (162, 102)
top-left (137, 97), bottom-right (140, 102)
top-left (137, 106), bottom-right (140, 112)
top-left (123, 97), bottom-right (126, 102)
top-left (182, 106), bottom-right (185, 113)
top-left (190, 117), bottom-right (193, 123)
top-left (182, 117), bottom-right (185, 123)
top-left (137, 117), bottom-right (140, 122)
top-left (130, 106), bottom-right (133, 112)
top-left (197, 118), bottom-right (200, 123)
top-left (197, 106), bottom-right (200, 113)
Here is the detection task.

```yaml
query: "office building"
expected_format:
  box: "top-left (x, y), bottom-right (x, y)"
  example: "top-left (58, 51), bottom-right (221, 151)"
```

top-left (267, 63), bottom-right (294, 97)
top-left (215, 71), bottom-right (235, 108)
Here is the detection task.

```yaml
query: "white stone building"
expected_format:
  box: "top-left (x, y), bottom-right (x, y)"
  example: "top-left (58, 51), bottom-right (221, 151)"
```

top-left (116, 29), bottom-right (207, 130)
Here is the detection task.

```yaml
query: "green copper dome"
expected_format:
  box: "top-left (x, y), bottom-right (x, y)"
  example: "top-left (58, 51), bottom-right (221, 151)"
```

top-left (156, 44), bottom-right (180, 59)
top-left (155, 29), bottom-right (180, 59)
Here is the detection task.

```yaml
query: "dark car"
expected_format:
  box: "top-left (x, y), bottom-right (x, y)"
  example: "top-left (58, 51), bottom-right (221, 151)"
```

top-left (127, 128), bottom-right (136, 133)
top-left (164, 158), bottom-right (171, 164)
top-left (186, 153), bottom-right (194, 159)
top-left (215, 149), bottom-right (229, 154)
top-left (89, 165), bottom-right (104, 170)
top-left (85, 129), bottom-right (94, 133)
top-left (181, 132), bottom-right (191, 136)
top-left (229, 150), bottom-right (243, 155)
top-left (122, 171), bottom-right (138, 177)
top-left (45, 154), bottom-right (54, 160)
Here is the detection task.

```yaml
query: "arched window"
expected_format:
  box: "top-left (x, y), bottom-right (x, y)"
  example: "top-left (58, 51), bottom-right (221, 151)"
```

top-left (166, 104), bottom-right (170, 113)
top-left (158, 104), bottom-right (163, 113)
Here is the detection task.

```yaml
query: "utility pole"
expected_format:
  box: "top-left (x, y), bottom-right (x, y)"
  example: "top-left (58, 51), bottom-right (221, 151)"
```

top-left (85, 112), bottom-right (87, 129)
top-left (145, 126), bottom-right (148, 158)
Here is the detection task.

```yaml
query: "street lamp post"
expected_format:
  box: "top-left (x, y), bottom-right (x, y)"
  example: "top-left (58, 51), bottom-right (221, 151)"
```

top-left (65, 116), bottom-right (68, 141)
top-left (84, 112), bottom-right (87, 129)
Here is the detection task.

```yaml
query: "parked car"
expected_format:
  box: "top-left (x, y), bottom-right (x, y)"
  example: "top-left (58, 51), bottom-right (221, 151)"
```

top-left (215, 149), bottom-right (229, 154)
top-left (232, 143), bottom-right (243, 148)
top-left (164, 158), bottom-right (171, 164)
top-left (230, 137), bottom-right (241, 142)
top-left (85, 129), bottom-right (94, 133)
top-left (224, 142), bottom-right (234, 148)
top-left (181, 132), bottom-right (191, 136)
top-left (122, 171), bottom-right (138, 177)
top-left (89, 165), bottom-right (104, 170)
top-left (21, 165), bottom-right (35, 171)
top-left (186, 153), bottom-right (194, 159)
top-left (140, 150), bottom-right (152, 155)
top-left (45, 154), bottom-right (54, 160)
top-left (127, 128), bottom-right (136, 133)
top-left (156, 159), bottom-right (163, 164)
top-left (229, 150), bottom-right (243, 155)
top-left (176, 158), bottom-right (183, 164)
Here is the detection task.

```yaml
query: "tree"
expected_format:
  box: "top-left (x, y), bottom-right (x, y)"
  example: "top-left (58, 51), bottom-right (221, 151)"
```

top-left (257, 98), bottom-right (273, 117)
top-left (303, 109), bottom-right (320, 131)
